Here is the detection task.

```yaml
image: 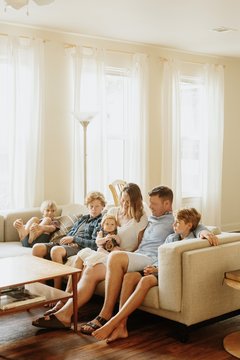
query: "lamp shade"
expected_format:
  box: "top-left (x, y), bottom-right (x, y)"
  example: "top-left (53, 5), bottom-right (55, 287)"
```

top-left (73, 112), bottom-right (97, 124)
top-left (5, 0), bottom-right (28, 9)
top-left (33, 0), bottom-right (55, 5)
top-left (5, 0), bottom-right (55, 9)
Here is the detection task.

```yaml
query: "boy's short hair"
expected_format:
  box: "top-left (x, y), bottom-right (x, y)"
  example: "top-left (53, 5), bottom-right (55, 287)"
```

top-left (85, 191), bottom-right (106, 207)
top-left (174, 208), bottom-right (201, 231)
top-left (101, 214), bottom-right (118, 228)
top-left (148, 186), bottom-right (173, 203)
top-left (40, 200), bottom-right (58, 214)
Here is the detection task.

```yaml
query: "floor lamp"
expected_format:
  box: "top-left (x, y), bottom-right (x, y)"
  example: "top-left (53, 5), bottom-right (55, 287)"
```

top-left (73, 112), bottom-right (96, 199)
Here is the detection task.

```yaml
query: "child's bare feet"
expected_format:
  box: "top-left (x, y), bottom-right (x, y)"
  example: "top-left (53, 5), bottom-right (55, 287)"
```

top-left (13, 219), bottom-right (28, 241)
top-left (28, 223), bottom-right (39, 244)
top-left (28, 229), bottom-right (36, 244)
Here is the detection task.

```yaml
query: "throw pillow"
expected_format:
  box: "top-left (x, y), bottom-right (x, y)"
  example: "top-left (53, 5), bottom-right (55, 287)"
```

top-left (50, 214), bottom-right (82, 244)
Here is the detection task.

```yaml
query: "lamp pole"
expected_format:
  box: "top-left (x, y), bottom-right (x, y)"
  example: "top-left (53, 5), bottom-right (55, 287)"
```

top-left (73, 112), bottom-right (96, 200)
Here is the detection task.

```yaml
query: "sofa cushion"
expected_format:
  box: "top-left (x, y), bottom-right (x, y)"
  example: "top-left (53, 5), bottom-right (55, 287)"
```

top-left (50, 214), bottom-right (82, 243)
top-left (0, 242), bottom-right (31, 258)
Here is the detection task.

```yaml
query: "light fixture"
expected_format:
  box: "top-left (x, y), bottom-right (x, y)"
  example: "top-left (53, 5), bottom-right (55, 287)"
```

top-left (73, 112), bottom-right (97, 199)
top-left (4, 0), bottom-right (55, 10)
top-left (211, 26), bottom-right (237, 33)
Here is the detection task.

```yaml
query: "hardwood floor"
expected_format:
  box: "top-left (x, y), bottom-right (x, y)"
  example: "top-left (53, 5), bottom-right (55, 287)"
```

top-left (0, 296), bottom-right (239, 360)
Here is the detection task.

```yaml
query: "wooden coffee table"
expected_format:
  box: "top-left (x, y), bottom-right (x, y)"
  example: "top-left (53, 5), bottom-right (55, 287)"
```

top-left (223, 270), bottom-right (240, 359)
top-left (0, 255), bottom-right (81, 332)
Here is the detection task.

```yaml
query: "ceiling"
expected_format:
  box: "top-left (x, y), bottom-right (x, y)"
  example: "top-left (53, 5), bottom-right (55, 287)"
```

top-left (1, 0), bottom-right (240, 58)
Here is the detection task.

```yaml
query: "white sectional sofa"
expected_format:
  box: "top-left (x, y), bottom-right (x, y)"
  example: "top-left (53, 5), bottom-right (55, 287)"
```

top-left (1, 205), bottom-right (240, 339)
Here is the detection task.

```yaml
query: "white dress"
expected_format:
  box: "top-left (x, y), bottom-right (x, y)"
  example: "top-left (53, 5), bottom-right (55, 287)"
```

top-left (77, 207), bottom-right (148, 267)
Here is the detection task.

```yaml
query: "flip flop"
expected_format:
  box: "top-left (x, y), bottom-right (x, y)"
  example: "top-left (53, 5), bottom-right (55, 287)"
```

top-left (80, 315), bottom-right (107, 335)
top-left (32, 314), bottom-right (70, 329)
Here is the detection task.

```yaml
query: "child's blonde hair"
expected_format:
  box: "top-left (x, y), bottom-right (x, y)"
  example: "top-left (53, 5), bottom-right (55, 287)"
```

top-left (40, 200), bottom-right (58, 214)
top-left (174, 208), bottom-right (201, 231)
top-left (85, 191), bottom-right (106, 207)
top-left (101, 214), bottom-right (118, 228)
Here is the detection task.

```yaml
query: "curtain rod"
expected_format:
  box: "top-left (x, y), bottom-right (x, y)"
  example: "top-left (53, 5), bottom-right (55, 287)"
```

top-left (64, 42), bottom-right (135, 55)
top-left (159, 56), bottom-right (225, 67)
top-left (0, 33), bottom-right (49, 42)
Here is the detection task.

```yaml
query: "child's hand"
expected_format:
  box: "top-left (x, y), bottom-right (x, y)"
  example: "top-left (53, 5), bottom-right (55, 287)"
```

top-left (59, 236), bottom-right (74, 245)
top-left (143, 265), bottom-right (158, 276)
top-left (108, 234), bottom-right (121, 245)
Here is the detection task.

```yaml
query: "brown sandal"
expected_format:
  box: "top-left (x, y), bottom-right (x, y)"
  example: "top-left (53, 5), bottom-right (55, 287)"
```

top-left (44, 300), bottom-right (65, 316)
top-left (80, 315), bottom-right (107, 335)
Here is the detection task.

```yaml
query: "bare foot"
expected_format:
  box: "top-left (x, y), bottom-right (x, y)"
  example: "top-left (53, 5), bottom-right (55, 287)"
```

top-left (13, 219), bottom-right (28, 241)
top-left (28, 228), bottom-right (37, 244)
top-left (44, 300), bottom-right (65, 316)
top-left (92, 321), bottom-right (115, 340)
top-left (106, 325), bottom-right (128, 343)
top-left (93, 322), bottom-right (128, 342)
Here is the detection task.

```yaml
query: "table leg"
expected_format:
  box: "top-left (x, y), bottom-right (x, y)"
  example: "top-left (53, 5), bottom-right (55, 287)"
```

top-left (72, 272), bottom-right (78, 332)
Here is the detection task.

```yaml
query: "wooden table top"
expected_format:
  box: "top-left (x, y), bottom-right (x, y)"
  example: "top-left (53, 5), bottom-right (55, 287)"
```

top-left (0, 255), bottom-right (81, 289)
top-left (224, 269), bottom-right (240, 291)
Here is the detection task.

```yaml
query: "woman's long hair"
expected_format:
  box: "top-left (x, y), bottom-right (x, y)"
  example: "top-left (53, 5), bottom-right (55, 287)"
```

top-left (121, 183), bottom-right (144, 222)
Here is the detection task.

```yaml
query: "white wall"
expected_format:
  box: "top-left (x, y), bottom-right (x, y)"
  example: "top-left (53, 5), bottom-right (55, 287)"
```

top-left (1, 23), bottom-right (240, 230)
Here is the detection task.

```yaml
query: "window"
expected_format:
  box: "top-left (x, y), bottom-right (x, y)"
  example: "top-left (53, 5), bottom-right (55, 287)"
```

top-left (70, 49), bottom-right (148, 203)
top-left (105, 67), bottom-right (129, 184)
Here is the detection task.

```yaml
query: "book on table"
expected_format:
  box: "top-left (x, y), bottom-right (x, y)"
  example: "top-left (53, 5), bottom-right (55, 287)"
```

top-left (0, 285), bottom-right (46, 310)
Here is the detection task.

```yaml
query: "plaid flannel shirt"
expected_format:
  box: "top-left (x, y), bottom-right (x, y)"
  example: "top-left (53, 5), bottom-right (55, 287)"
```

top-left (67, 214), bottom-right (102, 250)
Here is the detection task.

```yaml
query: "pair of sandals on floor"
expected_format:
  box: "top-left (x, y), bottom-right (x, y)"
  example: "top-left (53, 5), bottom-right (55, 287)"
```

top-left (32, 303), bottom-right (107, 335)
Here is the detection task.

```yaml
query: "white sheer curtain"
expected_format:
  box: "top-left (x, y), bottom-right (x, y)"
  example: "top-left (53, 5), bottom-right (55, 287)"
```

top-left (0, 36), bottom-right (44, 209)
top-left (68, 47), bottom-right (148, 203)
top-left (201, 64), bottom-right (224, 226)
top-left (160, 60), bottom-right (182, 209)
top-left (125, 53), bottom-right (149, 196)
top-left (160, 59), bottom-right (224, 226)
top-left (68, 47), bottom-right (106, 203)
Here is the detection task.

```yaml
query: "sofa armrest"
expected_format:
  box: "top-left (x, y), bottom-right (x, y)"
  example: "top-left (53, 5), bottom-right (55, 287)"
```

top-left (158, 232), bottom-right (240, 312)
top-left (4, 209), bottom-right (44, 242)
